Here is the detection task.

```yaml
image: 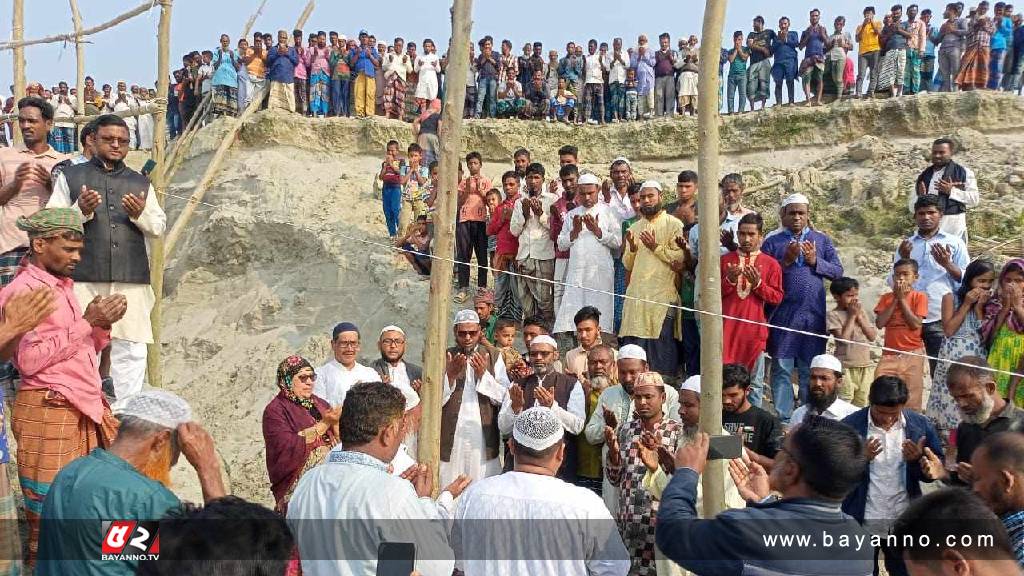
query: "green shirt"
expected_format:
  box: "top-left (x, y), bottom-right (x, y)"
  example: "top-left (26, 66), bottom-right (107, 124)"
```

top-left (37, 448), bottom-right (181, 576)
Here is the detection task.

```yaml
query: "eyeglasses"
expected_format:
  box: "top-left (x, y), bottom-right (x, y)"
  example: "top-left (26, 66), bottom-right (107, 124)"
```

top-left (335, 341), bottom-right (359, 349)
top-left (295, 373), bottom-right (317, 383)
top-left (98, 136), bottom-right (130, 146)
top-left (381, 338), bottom-right (405, 346)
top-left (456, 330), bottom-right (480, 337)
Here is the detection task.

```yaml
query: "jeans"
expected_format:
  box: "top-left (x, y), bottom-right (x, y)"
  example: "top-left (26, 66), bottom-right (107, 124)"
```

top-left (332, 77), bottom-right (351, 117)
top-left (608, 82), bottom-right (625, 120)
top-left (382, 184), bottom-right (401, 237)
top-left (166, 96), bottom-right (182, 139)
top-left (771, 357), bottom-right (811, 424)
top-left (937, 49), bottom-right (961, 91)
top-left (921, 321), bottom-right (945, 377)
top-left (475, 76), bottom-right (498, 118)
top-left (456, 221), bottom-right (488, 289)
top-left (988, 48), bottom-right (1006, 89)
top-left (624, 91), bottom-right (639, 120)
top-left (857, 50), bottom-right (880, 95)
top-left (654, 75), bottom-right (676, 116)
top-left (746, 59), bottom-right (772, 103)
top-left (921, 56), bottom-right (936, 92)
top-left (727, 72), bottom-right (747, 113)
top-left (750, 353), bottom-right (767, 408)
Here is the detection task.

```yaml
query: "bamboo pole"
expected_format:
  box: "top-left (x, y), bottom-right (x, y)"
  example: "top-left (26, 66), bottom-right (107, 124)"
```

top-left (697, 0), bottom-right (728, 519)
top-left (11, 0), bottom-right (24, 146)
top-left (417, 0), bottom-right (473, 495)
top-left (240, 0), bottom-right (268, 40)
top-left (0, 102), bottom-right (163, 124)
top-left (161, 87), bottom-right (265, 260)
top-left (294, 1), bottom-right (315, 32)
top-left (147, 0), bottom-right (174, 389)
top-left (0, 0), bottom-right (156, 51)
top-left (69, 0), bottom-right (86, 116)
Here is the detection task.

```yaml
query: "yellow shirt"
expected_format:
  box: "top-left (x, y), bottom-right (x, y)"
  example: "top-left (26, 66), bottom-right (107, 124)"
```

top-left (246, 47), bottom-right (266, 79)
top-left (856, 20), bottom-right (882, 54)
top-left (621, 212), bottom-right (685, 340)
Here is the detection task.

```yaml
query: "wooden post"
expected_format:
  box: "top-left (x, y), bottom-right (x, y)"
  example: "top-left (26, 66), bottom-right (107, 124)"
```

top-left (147, 0), bottom-right (174, 388)
top-left (69, 0), bottom-right (86, 116)
top-left (11, 0), bottom-right (25, 146)
top-left (0, 0), bottom-right (158, 51)
top-left (240, 0), bottom-right (268, 40)
top-left (294, 1), bottom-right (315, 31)
top-left (416, 0), bottom-right (473, 492)
top-left (697, 0), bottom-right (728, 519)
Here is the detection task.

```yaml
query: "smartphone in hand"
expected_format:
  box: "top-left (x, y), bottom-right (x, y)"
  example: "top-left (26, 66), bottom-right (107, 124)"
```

top-left (377, 542), bottom-right (415, 576)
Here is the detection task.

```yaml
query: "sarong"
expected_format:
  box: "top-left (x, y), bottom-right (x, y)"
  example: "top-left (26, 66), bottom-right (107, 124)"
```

top-left (309, 71), bottom-right (331, 116)
top-left (383, 72), bottom-right (406, 119)
top-left (211, 84), bottom-right (238, 117)
top-left (294, 78), bottom-right (309, 115)
top-left (11, 389), bottom-right (118, 565)
top-left (404, 78), bottom-right (419, 121)
top-left (876, 49), bottom-right (904, 91)
top-left (0, 465), bottom-right (20, 576)
top-left (47, 127), bottom-right (74, 154)
top-left (956, 45), bottom-right (991, 90)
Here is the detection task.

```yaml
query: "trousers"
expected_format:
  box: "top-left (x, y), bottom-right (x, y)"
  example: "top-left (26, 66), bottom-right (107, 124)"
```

top-left (516, 258), bottom-right (555, 325)
top-left (653, 75), bottom-right (676, 116)
top-left (456, 221), bottom-right (488, 289)
top-left (937, 49), bottom-right (962, 91)
top-left (857, 50), bottom-right (881, 95)
top-left (354, 74), bottom-right (376, 117)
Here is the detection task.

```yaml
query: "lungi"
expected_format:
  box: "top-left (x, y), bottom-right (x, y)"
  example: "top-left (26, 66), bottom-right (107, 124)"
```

top-left (956, 45), bottom-right (991, 90)
top-left (294, 78), bottom-right (309, 115)
top-left (876, 48), bottom-right (908, 91)
top-left (0, 465), bottom-right (20, 576)
top-left (47, 127), bottom-right (74, 154)
top-left (211, 84), bottom-right (238, 117)
top-left (383, 72), bottom-right (406, 119)
top-left (268, 80), bottom-right (296, 112)
top-left (309, 71), bottom-right (330, 116)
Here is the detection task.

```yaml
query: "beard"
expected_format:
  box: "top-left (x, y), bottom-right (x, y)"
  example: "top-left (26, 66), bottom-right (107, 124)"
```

top-left (959, 394), bottom-right (995, 425)
top-left (589, 374), bottom-right (612, 393)
top-left (138, 441), bottom-right (174, 488)
top-left (533, 362), bottom-right (551, 376)
top-left (808, 387), bottom-right (838, 414)
top-left (639, 204), bottom-right (663, 217)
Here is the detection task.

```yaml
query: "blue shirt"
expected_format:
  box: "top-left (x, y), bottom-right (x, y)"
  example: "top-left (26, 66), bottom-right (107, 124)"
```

top-left (352, 46), bottom-right (380, 77)
top-left (992, 16), bottom-right (1013, 51)
top-left (891, 229), bottom-right (970, 324)
top-left (924, 25), bottom-right (938, 57)
top-left (802, 25), bottom-right (829, 57)
top-left (211, 48), bottom-right (239, 87)
top-left (1002, 510), bottom-right (1024, 565)
top-left (772, 30), bottom-right (800, 63)
top-left (36, 448), bottom-right (181, 576)
top-left (266, 46), bottom-right (299, 83)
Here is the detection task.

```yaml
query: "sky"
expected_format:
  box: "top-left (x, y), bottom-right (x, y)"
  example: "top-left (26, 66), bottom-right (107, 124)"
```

top-left (0, 0), bottom-right (875, 91)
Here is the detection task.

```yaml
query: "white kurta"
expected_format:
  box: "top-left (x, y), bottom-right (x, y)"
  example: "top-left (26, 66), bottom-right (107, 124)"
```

top-left (496, 374), bottom-right (586, 436)
top-left (453, 471), bottom-right (631, 576)
top-left (415, 54), bottom-right (441, 100)
top-left (554, 203), bottom-right (621, 334)
top-left (111, 94), bottom-right (139, 149)
top-left (907, 164), bottom-right (980, 243)
top-left (440, 352), bottom-right (510, 487)
top-left (136, 101), bottom-right (155, 151)
top-left (313, 360), bottom-right (380, 408)
top-left (287, 449), bottom-right (455, 576)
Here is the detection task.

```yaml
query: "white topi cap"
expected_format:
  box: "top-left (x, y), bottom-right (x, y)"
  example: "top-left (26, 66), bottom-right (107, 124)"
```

top-left (529, 335), bottom-right (558, 350)
top-left (618, 344), bottom-right (647, 362)
top-left (577, 173), bottom-right (602, 187)
top-left (810, 354), bottom-right (843, 373)
top-left (681, 375), bottom-right (701, 394)
top-left (781, 193), bottom-right (810, 208)
top-left (513, 406), bottom-right (565, 451)
top-left (114, 389), bottom-right (193, 430)
top-left (380, 325), bottom-right (405, 337)
top-left (453, 309), bottom-right (480, 326)
top-left (640, 180), bottom-right (663, 192)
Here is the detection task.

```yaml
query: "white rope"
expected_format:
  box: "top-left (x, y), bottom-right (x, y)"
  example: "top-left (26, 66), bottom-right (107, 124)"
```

top-left (153, 187), bottom-right (1024, 381)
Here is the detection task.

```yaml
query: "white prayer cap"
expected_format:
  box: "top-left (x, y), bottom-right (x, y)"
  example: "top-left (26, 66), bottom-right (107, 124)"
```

top-left (453, 309), bottom-right (480, 326)
top-left (529, 335), bottom-right (558, 350)
top-left (115, 389), bottom-right (193, 430)
top-left (611, 156), bottom-right (632, 167)
top-left (380, 325), bottom-right (405, 337)
top-left (640, 180), bottom-right (663, 192)
top-left (513, 406), bottom-right (565, 451)
top-left (618, 344), bottom-right (647, 362)
top-left (634, 371), bottom-right (665, 389)
top-left (781, 193), bottom-right (810, 208)
top-left (577, 173), bottom-right (601, 187)
top-left (401, 386), bottom-right (420, 411)
top-left (681, 375), bottom-right (701, 394)
top-left (810, 354), bottom-right (843, 373)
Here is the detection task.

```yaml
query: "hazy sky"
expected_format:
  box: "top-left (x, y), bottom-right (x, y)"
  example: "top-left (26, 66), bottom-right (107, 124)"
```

top-left (0, 0), bottom-right (877, 90)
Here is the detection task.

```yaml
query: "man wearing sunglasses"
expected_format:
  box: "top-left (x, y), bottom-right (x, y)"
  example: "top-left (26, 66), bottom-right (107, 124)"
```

top-left (47, 114), bottom-right (167, 402)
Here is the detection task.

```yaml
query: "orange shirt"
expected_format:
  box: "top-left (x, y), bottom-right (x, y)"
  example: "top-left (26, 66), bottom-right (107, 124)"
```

top-left (458, 174), bottom-right (491, 223)
top-left (874, 290), bottom-right (928, 353)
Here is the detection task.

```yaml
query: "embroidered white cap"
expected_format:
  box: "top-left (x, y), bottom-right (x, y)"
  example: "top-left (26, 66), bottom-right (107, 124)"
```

top-left (115, 389), bottom-right (193, 430)
top-left (618, 344), bottom-right (647, 362)
top-left (640, 180), bottom-right (663, 192)
top-left (513, 406), bottom-right (565, 451)
top-left (453, 309), bottom-right (480, 326)
top-left (380, 325), bottom-right (405, 337)
top-left (577, 173), bottom-right (602, 187)
top-left (781, 193), bottom-right (810, 208)
top-left (529, 335), bottom-right (558, 350)
top-left (681, 375), bottom-right (701, 394)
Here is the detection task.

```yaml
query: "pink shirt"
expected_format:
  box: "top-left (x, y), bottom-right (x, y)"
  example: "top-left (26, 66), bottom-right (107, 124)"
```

top-left (907, 19), bottom-right (927, 51)
top-left (294, 46), bottom-right (309, 80)
top-left (0, 262), bottom-right (110, 423)
top-left (0, 145), bottom-right (68, 255)
top-left (308, 46), bottom-right (331, 76)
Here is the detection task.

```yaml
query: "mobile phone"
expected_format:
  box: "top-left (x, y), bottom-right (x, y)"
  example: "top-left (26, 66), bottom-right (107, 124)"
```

top-left (376, 542), bottom-right (415, 576)
top-left (707, 434), bottom-right (743, 460)
top-left (141, 159), bottom-right (157, 176)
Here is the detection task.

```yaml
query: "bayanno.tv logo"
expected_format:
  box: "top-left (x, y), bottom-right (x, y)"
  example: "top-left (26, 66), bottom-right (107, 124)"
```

top-left (101, 520), bottom-right (160, 561)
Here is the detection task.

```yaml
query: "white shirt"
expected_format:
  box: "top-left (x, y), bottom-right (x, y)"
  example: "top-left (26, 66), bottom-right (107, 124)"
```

top-left (789, 397), bottom-right (860, 427)
top-left (907, 163), bottom-right (980, 243)
top-left (452, 471), bottom-right (630, 576)
top-left (607, 53), bottom-right (629, 84)
top-left (287, 449), bottom-right (455, 576)
top-left (584, 53), bottom-right (608, 84)
top-left (313, 360), bottom-right (380, 408)
top-left (890, 229), bottom-right (970, 324)
top-left (605, 186), bottom-right (635, 222)
top-left (864, 412), bottom-right (909, 523)
top-left (383, 51), bottom-right (414, 81)
top-left (497, 373), bottom-right (586, 436)
top-left (441, 350), bottom-right (510, 486)
top-left (49, 94), bottom-right (77, 128)
top-left (509, 191), bottom-right (559, 262)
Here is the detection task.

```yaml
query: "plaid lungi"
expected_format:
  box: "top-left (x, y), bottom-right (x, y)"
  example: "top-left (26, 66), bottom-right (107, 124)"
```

top-left (11, 389), bottom-right (117, 566)
top-left (47, 127), bottom-right (74, 154)
top-left (211, 85), bottom-right (238, 117)
top-left (956, 45), bottom-right (991, 90)
top-left (383, 72), bottom-right (406, 119)
top-left (0, 465), bottom-right (20, 575)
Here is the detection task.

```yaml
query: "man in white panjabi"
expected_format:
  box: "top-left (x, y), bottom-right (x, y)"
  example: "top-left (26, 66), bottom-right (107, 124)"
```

top-left (313, 321), bottom-right (380, 408)
top-left (554, 172), bottom-right (621, 336)
top-left (440, 309), bottom-right (511, 487)
top-left (288, 381), bottom-right (466, 576)
top-left (453, 406), bottom-right (630, 576)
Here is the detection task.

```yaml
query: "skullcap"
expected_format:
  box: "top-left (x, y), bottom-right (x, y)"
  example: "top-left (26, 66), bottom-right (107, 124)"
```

top-left (453, 309), bottom-right (480, 326)
top-left (577, 173), bottom-right (601, 187)
top-left (640, 180), bottom-right (663, 192)
top-left (513, 406), bottom-right (565, 451)
top-left (474, 288), bottom-right (495, 305)
top-left (617, 344), bottom-right (647, 362)
top-left (681, 375), bottom-right (701, 394)
top-left (332, 322), bottom-right (359, 340)
top-left (611, 156), bottom-right (632, 167)
top-left (781, 193), bottom-right (810, 208)
top-left (529, 335), bottom-right (558, 350)
top-left (810, 354), bottom-right (843, 373)
top-left (380, 325), bottom-right (405, 338)
top-left (114, 389), bottom-right (193, 429)
top-left (634, 371), bottom-right (665, 389)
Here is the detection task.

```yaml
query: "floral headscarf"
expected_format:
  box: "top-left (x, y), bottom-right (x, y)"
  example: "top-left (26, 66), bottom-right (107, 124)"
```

top-left (276, 355), bottom-right (320, 416)
top-left (983, 259), bottom-right (1024, 340)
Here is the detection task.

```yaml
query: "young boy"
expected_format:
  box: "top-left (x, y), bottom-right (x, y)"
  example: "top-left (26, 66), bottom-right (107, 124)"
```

top-left (395, 214), bottom-right (432, 277)
top-left (474, 288), bottom-right (498, 345)
top-left (548, 77), bottom-right (576, 123)
top-left (400, 143), bottom-right (429, 233)
top-left (721, 213), bottom-right (784, 374)
top-left (455, 152), bottom-right (491, 303)
top-left (874, 259), bottom-right (929, 410)
top-left (623, 68), bottom-right (639, 121)
top-left (494, 318), bottom-right (527, 380)
top-left (564, 306), bottom-right (604, 379)
top-left (378, 140), bottom-right (403, 239)
top-left (827, 277), bottom-right (878, 407)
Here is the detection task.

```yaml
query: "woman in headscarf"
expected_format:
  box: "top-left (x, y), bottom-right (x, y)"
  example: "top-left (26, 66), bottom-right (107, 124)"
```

top-left (262, 355), bottom-right (340, 514)
top-left (982, 258), bottom-right (1024, 407)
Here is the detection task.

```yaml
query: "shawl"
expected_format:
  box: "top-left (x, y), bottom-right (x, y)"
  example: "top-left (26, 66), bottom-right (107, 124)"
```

top-left (982, 259), bottom-right (1024, 341)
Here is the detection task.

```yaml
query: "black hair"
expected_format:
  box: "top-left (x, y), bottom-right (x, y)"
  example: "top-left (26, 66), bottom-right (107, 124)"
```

top-left (893, 258), bottom-right (919, 274)
top-left (754, 15), bottom-right (765, 22)
top-left (465, 151), bottom-right (483, 164)
top-left (829, 276), bottom-right (860, 297)
top-left (339, 381), bottom-right (405, 446)
top-left (513, 147), bottom-right (531, 159)
top-left (501, 170), bottom-right (519, 183)
top-left (559, 164), bottom-right (579, 179)
top-left (957, 259), bottom-right (996, 303)
top-left (573, 305), bottom-right (601, 327)
top-left (428, 160), bottom-right (439, 172)
top-left (733, 30), bottom-right (745, 39)
top-left (722, 363), bottom-right (752, 390)
top-left (626, 182), bottom-right (642, 197)
top-left (293, 29), bottom-right (302, 36)
top-left (17, 96), bottom-right (54, 121)
top-left (659, 32), bottom-right (671, 40)
top-left (495, 318), bottom-right (518, 332)
top-left (738, 212), bottom-right (764, 233)
top-left (894, 488), bottom-right (1015, 564)
top-left (978, 431), bottom-right (1024, 475)
top-left (94, 113), bottom-right (129, 132)
top-left (201, 50), bottom-right (213, 57)
top-left (79, 119), bottom-right (98, 147)
top-left (677, 170), bottom-right (698, 184)
top-left (789, 416), bottom-right (866, 500)
top-left (525, 163), bottom-right (546, 178)
top-left (891, 4), bottom-right (904, 10)
top-left (138, 496), bottom-right (293, 575)
top-left (557, 145), bottom-right (579, 159)
top-left (932, 136), bottom-right (957, 152)
top-left (407, 143), bottom-right (422, 154)
top-left (865, 5), bottom-right (876, 13)
top-left (868, 376), bottom-right (909, 406)
top-left (522, 316), bottom-right (550, 333)
top-left (922, 8), bottom-right (932, 15)
top-left (386, 139), bottom-right (399, 149)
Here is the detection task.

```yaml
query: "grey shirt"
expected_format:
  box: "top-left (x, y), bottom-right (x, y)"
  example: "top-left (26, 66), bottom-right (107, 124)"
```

top-left (938, 18), bottom-right (969, 52)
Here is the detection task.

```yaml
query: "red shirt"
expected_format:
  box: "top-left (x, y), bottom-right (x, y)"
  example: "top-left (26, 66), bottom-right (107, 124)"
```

top-left (487, 194), bottom-right (520, 257)
top-left (549, 196), bottom-right (575, 259)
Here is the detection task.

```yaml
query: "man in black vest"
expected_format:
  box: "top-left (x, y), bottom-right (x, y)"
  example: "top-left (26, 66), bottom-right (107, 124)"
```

top-left (46, 114), bottom-right (166, 401)
top-left (371, 324), bottom-right (423, 451)
top-left (911, 137), bottom-right (979, 244)
top-left (498, 335), bottom-right (586, 481)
